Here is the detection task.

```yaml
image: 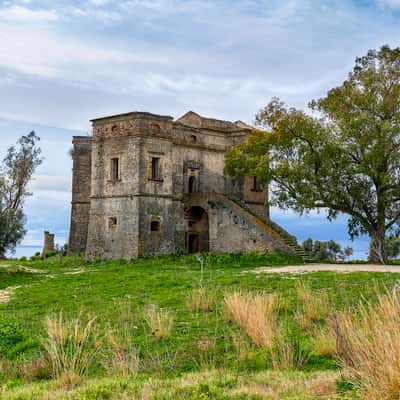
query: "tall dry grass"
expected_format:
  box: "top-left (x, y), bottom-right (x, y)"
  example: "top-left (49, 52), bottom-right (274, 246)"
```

top-left (296, 282), bottom-right (329, 327)
top-left (103, 323), bottom-right (139, 376)
top-left (224, 291), bottom-right (277, 349)
top-left (270, 332), bottom-right (309, 371)
top-left (42, 311), bottom-right (98, 385)
top-left (145, 305), bottom-right (174, 340)
top-left (186, 287), bottom-right (215, 313)
top-left (332, 290), bottom-right (400, 400)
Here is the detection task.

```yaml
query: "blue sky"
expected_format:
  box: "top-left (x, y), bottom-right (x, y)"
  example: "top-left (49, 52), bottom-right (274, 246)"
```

top-left (1, 0), bottom-right (399, 258)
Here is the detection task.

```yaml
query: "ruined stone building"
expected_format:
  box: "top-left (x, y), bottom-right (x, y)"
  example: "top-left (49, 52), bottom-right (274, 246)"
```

top-left (68, 111), bottom-right (297, 259)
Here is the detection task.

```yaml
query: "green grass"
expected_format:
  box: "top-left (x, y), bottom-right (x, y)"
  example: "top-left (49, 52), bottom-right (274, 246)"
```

top-left (0, 252), bottom-right (399, 399)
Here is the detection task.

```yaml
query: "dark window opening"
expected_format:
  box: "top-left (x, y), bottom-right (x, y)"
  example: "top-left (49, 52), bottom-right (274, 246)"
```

top-left (151, 220), bottom-right (160, 232)
top-left (188, 220), bottom-right (196, 227)
top-left (190, 135), bottom-right (197, 143)
top-left (188, 176), bottom-right (196, 193)
top-left (109, 217), bottom-right (117, 228)
top-left (151, 157), bottom-right (160, 180)
top-left (111, 158), bottom-right (119, 180)
top-left (252, 177), bottom-right (262, 192)
top-left (188, 234), bottom-right (200, 253)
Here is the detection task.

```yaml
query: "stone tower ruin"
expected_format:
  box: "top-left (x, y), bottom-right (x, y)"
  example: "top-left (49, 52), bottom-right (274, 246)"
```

top-left (68, 111), bottom-right (297, 259)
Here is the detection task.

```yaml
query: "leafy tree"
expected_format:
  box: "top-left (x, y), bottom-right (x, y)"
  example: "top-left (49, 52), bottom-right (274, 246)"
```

top-left (225, 46), bottom-right (400, 263)
top-left (386, 235), bottom-right (400, 260)
top-left (301, 238), bottom-right (353, 262)
top-left (0, 132), bottom-right (42, 258)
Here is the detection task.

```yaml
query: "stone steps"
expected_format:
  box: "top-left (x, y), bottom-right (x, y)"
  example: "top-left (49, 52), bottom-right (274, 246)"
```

top-left (227, 197), bottom-right (315, 262)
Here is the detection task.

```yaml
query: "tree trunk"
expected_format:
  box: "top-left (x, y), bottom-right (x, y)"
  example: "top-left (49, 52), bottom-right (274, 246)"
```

top-left (0, 252), bottom-right (6, 260)
top-left (369, 230), bottom-right (387, 264)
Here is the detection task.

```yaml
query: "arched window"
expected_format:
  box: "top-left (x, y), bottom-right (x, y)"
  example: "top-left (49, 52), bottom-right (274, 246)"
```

top-left (188, 176), bottom-right (196, 193)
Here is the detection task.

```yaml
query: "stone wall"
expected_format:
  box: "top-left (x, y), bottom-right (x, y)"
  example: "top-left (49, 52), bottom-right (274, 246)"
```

top-left (68, 136), bottom-right (92, 255)
top-left (69, 110), bottom-right (293, 260)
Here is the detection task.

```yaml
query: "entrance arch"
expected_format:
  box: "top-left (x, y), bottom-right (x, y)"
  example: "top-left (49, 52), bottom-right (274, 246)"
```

top-left (185, 206), bottom-right (209, 253)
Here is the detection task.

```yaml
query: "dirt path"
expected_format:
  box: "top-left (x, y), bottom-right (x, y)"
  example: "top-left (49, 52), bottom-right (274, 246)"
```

top-left (253, 264), bottom-right (400, 274)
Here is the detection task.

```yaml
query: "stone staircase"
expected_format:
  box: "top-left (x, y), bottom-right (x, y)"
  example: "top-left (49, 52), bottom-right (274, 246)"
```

top-left (227, 197), bottom-right (315, 262)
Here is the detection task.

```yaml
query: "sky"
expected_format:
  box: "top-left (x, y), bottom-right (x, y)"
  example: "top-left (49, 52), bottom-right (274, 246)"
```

top-left (1, 0), bottom-right (399, 258)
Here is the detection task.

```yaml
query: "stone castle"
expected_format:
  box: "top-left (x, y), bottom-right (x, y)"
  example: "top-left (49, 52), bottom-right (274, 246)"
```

top-left (68, 111), bottom-right (297, 259)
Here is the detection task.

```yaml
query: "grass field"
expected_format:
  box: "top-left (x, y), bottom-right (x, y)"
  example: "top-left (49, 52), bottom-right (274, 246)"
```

top-left (1, 252), bottom-right (400, 399)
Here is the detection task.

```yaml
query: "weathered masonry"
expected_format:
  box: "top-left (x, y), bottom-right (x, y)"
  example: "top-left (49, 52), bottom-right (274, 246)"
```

top-left (68, 111), bottom-right (297, 259)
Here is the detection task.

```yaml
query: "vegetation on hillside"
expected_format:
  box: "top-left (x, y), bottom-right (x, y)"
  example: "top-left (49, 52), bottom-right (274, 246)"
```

top-left (1, 253), bottom-right (400, 398)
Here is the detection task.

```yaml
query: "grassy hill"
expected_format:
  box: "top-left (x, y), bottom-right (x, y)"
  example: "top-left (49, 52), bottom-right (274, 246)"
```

top-left (1, 252), bottom-right (399, 399)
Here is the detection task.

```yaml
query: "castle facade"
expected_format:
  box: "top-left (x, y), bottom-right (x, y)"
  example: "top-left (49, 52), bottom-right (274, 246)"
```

top-left (68, 111), bottom-right (294, 259)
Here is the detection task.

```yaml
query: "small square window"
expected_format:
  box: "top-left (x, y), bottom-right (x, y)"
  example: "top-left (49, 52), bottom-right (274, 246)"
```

top-left (111, 158), bottom-right (119, 180)
top-left (151, 220), bottom-right (160, 231)
top-left (109, 217), bottom-right (117, 228)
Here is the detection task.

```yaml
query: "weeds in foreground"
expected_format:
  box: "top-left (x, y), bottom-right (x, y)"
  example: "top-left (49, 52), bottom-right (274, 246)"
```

top-left (270, 331), bottom-right (310, 371)
top-left (103, 323), bottom-right (140, 376)
top-left (333, 289), bottom-right (400, 400)
top-left (224, 291), bottom-right (277, 350)
top-left (296, 282), bottom-right (330, 325)
top-left (42, 311), bottom-right (98, 385)
top-left (145, 305), bottom-right (175, 340)
top-left (311, 327), bottom-right (337, 358)
top-left (186, 287), bottom-right (215, 313)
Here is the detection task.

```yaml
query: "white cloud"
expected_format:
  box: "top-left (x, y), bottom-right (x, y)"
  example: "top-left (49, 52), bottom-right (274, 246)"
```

top-left (377, 0), bottom-right (400, 8)
top-left (29, 175), bottom-right (71, 192)
top-left (0, 5), bottom-right (58, 23)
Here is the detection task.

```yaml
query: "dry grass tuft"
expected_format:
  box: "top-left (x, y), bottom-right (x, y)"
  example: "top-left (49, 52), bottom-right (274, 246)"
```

top-left (103, 323), bottom-right (140, 376)
top-left (224, 291), bottom-right (277, 349)
top-left (311, 327), bottom-right (337, 358)
top-left (145, 305), bottom-right (174, 340)
top-left (186, 287), bottom-right (215, 313)
top-left (332, 290), bottom-right (400, 400)
top-left (42, 311), bottom-right (98, 385)
top-left (270, 332), bottom-right (309, 371)
top-left (296, 282), bottom-right (330, 325)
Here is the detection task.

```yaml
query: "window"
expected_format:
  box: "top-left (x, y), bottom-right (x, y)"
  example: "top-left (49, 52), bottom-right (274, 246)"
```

top-left (252, 177), bottom-right (262, 192)
top-left (108, 217), bottom-right (117, 228)
top-left (190, 135), bottom-right (197, 143)
top-left (151, 157), bottom-right (160, 180)
top-left (151, 220), bottom-right (160, 231)
top-left (188, 176), bottom-right (196, 193)
top-left (111, 158), bottom-right (119, 180)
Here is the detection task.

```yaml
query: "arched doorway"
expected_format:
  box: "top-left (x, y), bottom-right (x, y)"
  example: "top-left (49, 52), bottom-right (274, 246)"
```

top-left (184, 206), bottom-right (209, 253)
top-left (188, 176), bottom-right (196, 193)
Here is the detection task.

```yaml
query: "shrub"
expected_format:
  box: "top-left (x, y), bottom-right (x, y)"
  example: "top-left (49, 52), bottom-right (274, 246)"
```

top-left (42, 311), bottom-right (98, 385)
top-left (145, 305), bottom-right (174, 340)
top-left (186, 287), bottom-right (215, 313)
top-left (224, 291), bottom-right (277, 349)
top-left (332, 290), bottom-right (400, 399)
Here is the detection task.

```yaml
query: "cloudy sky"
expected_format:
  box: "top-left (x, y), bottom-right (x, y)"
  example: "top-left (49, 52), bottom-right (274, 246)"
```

top-left (1, 0), bottom-right (399, 257)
